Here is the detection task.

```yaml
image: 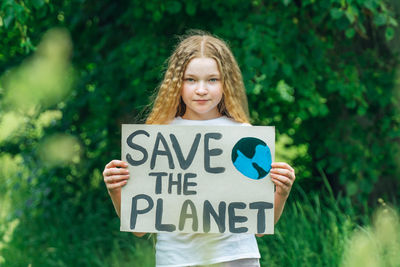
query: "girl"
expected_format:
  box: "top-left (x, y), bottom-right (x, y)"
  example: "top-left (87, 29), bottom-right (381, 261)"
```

top-left (103, 32), bottom-right (296, 267)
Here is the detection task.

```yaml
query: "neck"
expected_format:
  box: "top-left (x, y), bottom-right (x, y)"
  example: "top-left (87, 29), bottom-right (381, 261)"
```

top-left (182, 112), bottom-right (222, 121)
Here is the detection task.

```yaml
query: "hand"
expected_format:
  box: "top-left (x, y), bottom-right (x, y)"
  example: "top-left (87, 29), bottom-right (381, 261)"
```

top-left (103, 160), bottom-right (130, 194)
top-left (270, 162), bottom-right (296, 198)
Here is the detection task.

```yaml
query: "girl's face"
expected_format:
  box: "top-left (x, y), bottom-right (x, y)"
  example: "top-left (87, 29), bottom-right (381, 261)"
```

top-left (181, 57), bottom-right (223, 120)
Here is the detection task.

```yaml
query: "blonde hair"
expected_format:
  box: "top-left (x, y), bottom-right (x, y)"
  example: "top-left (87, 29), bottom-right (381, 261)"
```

top-left (146, 31), bottom-right (249, 124)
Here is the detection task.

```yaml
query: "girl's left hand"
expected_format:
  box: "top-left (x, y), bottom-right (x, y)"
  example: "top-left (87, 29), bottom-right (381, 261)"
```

top-left (270, 162), bottom-right (296, 198)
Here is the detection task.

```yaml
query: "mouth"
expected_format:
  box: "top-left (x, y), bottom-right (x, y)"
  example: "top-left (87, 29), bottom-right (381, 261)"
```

top-left (194, 99), bottom-right (209, 103)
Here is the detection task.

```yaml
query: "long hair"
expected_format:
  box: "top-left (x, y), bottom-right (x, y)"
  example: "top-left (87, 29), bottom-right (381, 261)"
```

top-left (146, 31), bottom-right (249, 124)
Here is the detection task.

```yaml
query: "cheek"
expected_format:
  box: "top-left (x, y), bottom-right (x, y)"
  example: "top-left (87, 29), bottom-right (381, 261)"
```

top-left (211, 85), bottom-right (223, 100)
top-left (181, 85), bottom-right (191, 104)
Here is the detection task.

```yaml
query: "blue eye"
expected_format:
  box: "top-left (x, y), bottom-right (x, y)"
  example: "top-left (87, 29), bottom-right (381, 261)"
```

top-left (185, 78), bottom-right (195, 82)
top-left (209, 78), bottom-right (219, 82)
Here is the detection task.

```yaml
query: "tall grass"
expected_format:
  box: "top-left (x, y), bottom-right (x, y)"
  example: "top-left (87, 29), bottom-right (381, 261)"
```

top-left (0, 188), bottom-right (155, 267)
top-left (258, 184), bottom-right (357, 266)
top-left (3, 180), bottom-right (398, 267)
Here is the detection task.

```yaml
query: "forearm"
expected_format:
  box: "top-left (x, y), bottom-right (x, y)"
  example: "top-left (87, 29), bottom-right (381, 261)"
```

top-left (274, 192), bottom-right (288, 224)
top-left (104, 160), bottom-right (146, 237)
top-left (108, 189), bottom-right (122, 217)
top-left (257, 162), bottom-right (295, 237)
top-left (256, 193), bottom-right (288, 237)
top-left (108, 189), bottom-right (146, 237)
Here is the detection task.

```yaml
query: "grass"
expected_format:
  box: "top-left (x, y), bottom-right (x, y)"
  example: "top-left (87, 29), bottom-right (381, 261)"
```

top-left (258, 184), bottom-right (357, 267)
top-left (2, 178), bottom-right (399, 267)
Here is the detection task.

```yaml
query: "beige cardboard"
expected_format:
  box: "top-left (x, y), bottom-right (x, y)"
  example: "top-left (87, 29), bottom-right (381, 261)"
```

top-left (121, 124), bottom-right (275, 234)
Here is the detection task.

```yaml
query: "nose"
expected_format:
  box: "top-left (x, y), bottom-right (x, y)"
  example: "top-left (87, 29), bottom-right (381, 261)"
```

top-left (195, 81), bottom-right (207, 95)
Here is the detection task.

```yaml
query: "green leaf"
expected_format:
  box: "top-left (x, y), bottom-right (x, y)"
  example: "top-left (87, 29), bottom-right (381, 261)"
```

top-left (3, 13), bottom-right (14, 28)
top-left (283, 0), bottom-right (291, 6)
top-left (345, 28), bottom-right (356, 39)
top-left (361, 0), bottom-right (377, 10)
top-left (31, 0), bottom-right (45, 9)
top-left (277, 80), bottom-right (295, 103)
top-left (166, 1), bottom-right (182, 14)
top-left (253, 84), bottom-right (262, 95)
top-left (358, 23), bottom-right (366, 35)
top-left (373, 13), bottom-right (387, 26)
top-left (330, 8), bottom-right (343, 20)
top-left (388, 17), bottom-right (398, 27)
top-left (1, 0), bottom-right (14, 8)
top-left (245, 56), bottom-right (262, 68)
top-left (185, 1), bottom-right (196, 16)
top-left (345, 6), bottom-right (358, 24)
top-left (346, 182), bottom-right (358, 196)
top-left (385, 27), bottom-right (394, 41)
top-left (282, 64), bottom-right (293, 76)
top-left (152, 10), bottom-right (163, 21)
top-left (357, 106), bottom-right (367, 116)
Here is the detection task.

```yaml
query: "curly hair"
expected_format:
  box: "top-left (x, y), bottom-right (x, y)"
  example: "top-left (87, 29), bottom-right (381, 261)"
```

top-left (146, 30), bottom-right (249, 124)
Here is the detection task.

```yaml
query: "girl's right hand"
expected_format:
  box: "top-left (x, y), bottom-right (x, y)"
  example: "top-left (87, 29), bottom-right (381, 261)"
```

top-left (103, 160), bottom-right (130, 194)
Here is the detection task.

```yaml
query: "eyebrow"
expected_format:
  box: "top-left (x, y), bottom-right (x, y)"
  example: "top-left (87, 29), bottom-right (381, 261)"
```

top-left (184, 73), bottom-right (220, 77)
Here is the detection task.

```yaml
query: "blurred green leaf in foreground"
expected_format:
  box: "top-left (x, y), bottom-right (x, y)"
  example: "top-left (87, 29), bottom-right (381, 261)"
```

top-left (0, 28), bottom-right (80, 265)
top-left (342, 203), bottom-right (400, 267)
top-left (0, 28), bottom-right (74, 140)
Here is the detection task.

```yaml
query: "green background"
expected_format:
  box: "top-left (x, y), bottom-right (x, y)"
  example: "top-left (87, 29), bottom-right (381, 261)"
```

top-left (1, 0), bottom-right (400, 266)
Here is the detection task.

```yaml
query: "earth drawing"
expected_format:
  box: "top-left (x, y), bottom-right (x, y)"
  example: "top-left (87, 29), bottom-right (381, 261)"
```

top-left (231, 137), bottom-right (272, 180)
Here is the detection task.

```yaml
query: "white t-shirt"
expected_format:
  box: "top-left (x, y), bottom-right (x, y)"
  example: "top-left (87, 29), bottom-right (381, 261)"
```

top-left (155, 116), bottom-right (260, 267)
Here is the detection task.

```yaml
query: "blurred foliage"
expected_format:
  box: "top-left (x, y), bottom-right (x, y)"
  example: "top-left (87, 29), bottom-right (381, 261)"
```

top-left (258, 184), bottom-right (358, 267)
top-left (341, 203), bottom-right (400, 267)
top-left (1, 0), bottom-right (400, 266)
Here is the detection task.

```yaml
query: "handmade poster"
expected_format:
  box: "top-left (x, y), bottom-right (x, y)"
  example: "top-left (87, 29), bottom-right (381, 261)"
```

top-left (120, 124), bottom-right (275, 234)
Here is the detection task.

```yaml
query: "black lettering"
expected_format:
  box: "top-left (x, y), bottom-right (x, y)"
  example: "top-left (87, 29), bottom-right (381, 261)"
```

top-left (151, 132), bottom-right (175, 170)
top-left (203, 200), bottom-right (226, 233)
top-left (130, 194), bottom-right (153, 229)
top-left (155, 198), bottom-right (176, 232)
top-left (228, 202), bottom-right (248, 233)
top-left (126, 130), bottom-right (150, 166)
top-left (249, 202), bottom-right (273, 233)
top-left (148, 172), bottom-right (167, 194)
top-left (170, 133), bottom-right (201, 170)
top-left (204, 133), bottom-right (225, 174)
top-left (183, 173), bottom-right (197, 195)
top-left (179, 200), bottom-right (198, 231)
top-left (168, 173), bottom-right (182, 195)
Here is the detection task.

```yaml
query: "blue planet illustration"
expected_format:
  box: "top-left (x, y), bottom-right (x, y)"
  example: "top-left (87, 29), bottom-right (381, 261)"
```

top-left (231, 137), bottom-right (272, 180)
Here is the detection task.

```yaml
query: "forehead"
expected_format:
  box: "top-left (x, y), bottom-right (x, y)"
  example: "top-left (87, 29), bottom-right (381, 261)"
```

top-left (184, 57), bottom-right (220, 76)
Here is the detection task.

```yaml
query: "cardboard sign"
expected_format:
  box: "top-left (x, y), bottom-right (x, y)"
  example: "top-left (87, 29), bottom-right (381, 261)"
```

top-left (120, 124), bottom-right (275, 234)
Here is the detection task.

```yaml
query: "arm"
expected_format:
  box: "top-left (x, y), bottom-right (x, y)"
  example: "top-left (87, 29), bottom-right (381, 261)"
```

top-left (103, 160), bottom-right (146, 237)
top-left (273, 186), bottom-right (289, 224)
top-left (256, 162), bottom-right (296, 237)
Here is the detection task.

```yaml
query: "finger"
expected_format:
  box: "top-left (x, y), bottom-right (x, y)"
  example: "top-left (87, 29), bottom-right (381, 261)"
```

top-left (270, 173), bottom-right (292, 186)
top-left (107, 180), bottom-right (128, 190)
top-left (270, 168), bottom-right (295, 182)
top-left (270, 168), bottom-right (293, 179)
top-left (271, 176), bottom-right (290, 190)
top-left (105, 175), bottom-right (130, 184)
top-left (103, 168), bottom-right (129, 177)
top-left (271, 176), bottom-right (286, 187)
top-left (271, 177), bottom-right (290, 196)
top-left (105, 160), bottom-right (128, 169)
top-left (271, 162), bottom-right (294, 173)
